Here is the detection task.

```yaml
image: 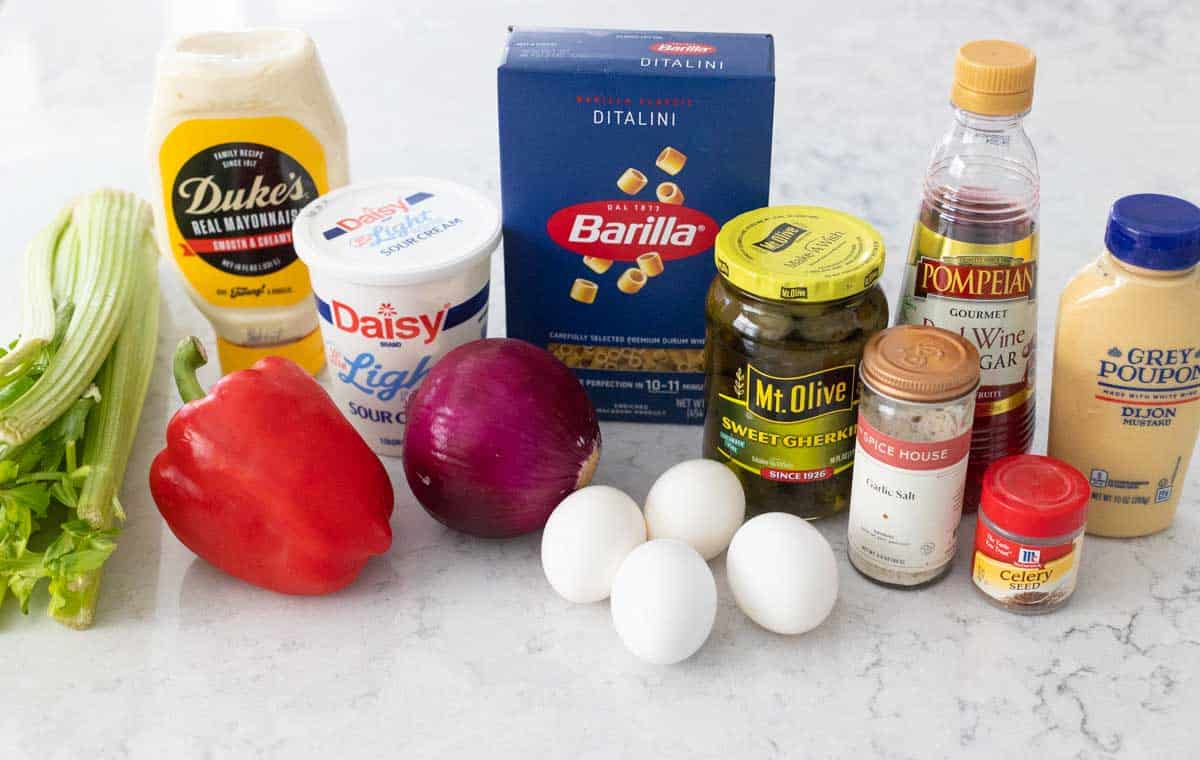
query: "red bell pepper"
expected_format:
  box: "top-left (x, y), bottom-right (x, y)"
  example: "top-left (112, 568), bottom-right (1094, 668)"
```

top-left (150, 337), bottom-right (394, 595)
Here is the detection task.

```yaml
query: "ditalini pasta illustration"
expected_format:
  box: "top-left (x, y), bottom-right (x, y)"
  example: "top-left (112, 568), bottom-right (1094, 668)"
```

top-left (656, 146), bottom-right (687, 175)
top-left (547, 344), bottom-right (706, 372)
top-left (570, 278), bottom-right (599, 304)
top-left (616, 168), bottom-right (648, 195)
top-left (583, 256), bottom-right (614, 274)
top-left (656, 182), bottom-right (684, 205)
top-left (637, 252), bottom-right (664, 277)
top-left (617, 267), bottom-right (648, 294)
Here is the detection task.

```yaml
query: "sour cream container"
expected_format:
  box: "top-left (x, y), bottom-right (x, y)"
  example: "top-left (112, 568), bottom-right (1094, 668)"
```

top-left (292, 177), bottom-right (500, 456)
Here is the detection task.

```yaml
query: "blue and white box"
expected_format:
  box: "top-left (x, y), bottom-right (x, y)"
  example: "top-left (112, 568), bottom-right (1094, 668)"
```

top-left (499, 27), bottom-right (775, 424)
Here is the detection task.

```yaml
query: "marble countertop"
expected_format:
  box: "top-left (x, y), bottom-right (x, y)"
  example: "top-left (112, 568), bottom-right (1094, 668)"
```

top-left (2, 1), bottom-right (1199, 758)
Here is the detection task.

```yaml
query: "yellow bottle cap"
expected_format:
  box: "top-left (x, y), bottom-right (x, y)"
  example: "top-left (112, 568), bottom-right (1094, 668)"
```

top-left (215, 327), bottom-right (326, 376)
top-left (951, 40), bottom-right (1036, 116)
top-left (714, 206), bottom-right (885, 303)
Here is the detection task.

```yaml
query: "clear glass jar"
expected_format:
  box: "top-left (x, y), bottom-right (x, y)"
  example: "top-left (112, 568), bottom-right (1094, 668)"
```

top-left (702, 277), bottom-right (888, 519)
top-left (846, 325), bottom-right (979, 587)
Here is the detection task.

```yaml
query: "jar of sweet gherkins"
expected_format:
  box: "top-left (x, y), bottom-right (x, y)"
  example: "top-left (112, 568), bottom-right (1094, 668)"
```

top-left (703, 206), bottom-right (888, 519)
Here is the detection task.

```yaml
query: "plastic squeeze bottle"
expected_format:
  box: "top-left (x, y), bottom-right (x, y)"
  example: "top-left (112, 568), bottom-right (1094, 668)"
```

top-left (1048, 194), bottom-right (1200, 537)
top-left (896, 40), bottom-right (1039, 512)
top-left (148, 29), bottom-right (349, 375)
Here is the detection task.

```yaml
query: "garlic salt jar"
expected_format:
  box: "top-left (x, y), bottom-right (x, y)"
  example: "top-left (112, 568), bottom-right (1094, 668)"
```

top-left (972, 455), bottom-right (1091, 614)
top-left (847, 325), bottom-right (980, 587)
top-left (292, 178), bottom-right (500, 456)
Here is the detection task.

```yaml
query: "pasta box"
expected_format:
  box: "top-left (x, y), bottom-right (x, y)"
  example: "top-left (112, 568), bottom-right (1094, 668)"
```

top-left (498, 27), bottom-right (775, 424)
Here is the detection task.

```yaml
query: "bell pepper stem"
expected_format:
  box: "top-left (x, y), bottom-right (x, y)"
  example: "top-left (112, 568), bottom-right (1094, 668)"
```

top-left (173, 337), bottom-right (209, 403)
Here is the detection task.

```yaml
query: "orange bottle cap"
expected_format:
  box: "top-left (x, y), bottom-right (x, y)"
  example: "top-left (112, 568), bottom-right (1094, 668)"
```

top-left (951, 40), bottom-right (1036, 116)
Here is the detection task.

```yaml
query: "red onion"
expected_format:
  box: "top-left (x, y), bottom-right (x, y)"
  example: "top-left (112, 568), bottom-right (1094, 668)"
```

top-left (403, 338), bottom-right (601, 538)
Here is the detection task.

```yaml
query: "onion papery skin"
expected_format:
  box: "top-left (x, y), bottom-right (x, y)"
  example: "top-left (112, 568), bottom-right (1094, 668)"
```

top-left (403, 339), bottom-right (602, 538)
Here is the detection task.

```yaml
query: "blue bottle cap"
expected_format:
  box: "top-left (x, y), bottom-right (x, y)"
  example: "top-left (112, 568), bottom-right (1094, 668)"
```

top-left (1105, 193), bottom-right (1200, 271)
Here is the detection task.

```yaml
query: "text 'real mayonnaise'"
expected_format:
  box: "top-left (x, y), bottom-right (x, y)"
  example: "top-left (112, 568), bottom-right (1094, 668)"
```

top-left (292, 178), bottom-right (500, 456)
top-left (147, 28), bottom-right (348, 374)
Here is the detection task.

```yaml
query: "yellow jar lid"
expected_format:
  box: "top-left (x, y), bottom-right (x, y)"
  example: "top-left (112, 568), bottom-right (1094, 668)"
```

top-left (714, 206), bottom-right (886, 303)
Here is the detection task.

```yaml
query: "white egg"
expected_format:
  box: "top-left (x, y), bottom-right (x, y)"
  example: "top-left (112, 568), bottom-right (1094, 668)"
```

top-left (610, 539), bottom-right (716, 665)
top-left (541, 485), bottom-right (646, 603)
top-left (725, 512), bottom-right (838, 635)
top-left (644, 459), bottom-right (746, 560)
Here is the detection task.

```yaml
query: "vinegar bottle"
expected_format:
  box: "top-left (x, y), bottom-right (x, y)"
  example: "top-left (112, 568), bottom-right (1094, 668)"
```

top-left (896, 40), bottom-right (1039, 512)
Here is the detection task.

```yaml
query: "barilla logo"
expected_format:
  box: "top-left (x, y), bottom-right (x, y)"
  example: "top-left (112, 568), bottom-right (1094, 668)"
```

top-left (546, 201), bottom-right (718, 261)
top-left (650, 42), bottom-right (717, 55)
top-left (751, 222), bottom-right (808, 253)
top-left (322, 192), bottom-right (435, 240)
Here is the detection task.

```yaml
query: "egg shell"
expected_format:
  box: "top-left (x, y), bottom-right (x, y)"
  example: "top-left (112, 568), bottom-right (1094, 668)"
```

top-left (725, 512), bottom-right (838, 635)
top-left (644, 459), bottom-right (746, 560)
top-left (610, 539), bottom-right (717, 665)
top-left (541, 486), bottom-right (647, 603)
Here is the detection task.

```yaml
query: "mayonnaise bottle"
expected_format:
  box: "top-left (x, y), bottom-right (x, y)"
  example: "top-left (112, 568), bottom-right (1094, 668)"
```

top-left (1048, 194), bottom-right (1200, 537)
top-left (148, 28), bottom-right (348, 374)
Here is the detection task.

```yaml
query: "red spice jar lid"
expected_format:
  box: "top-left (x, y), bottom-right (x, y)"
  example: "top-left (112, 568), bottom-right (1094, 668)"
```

top-left (980, 454), bottom-right (1090, 538)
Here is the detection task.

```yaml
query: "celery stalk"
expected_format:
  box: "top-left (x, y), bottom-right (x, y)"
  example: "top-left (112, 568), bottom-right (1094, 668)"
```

top-left (75, 231), bottom-right (159, 529)
top-left (0, 208), bottom-right (70, 383)
top-left (0, 191), bottom-right (145, 447)
top-left (0, 188), bottom-right (159, 628)
top-left (51, 221), bottom-right (81, 305)
top-left (51, 234), bottom-right (160, 629)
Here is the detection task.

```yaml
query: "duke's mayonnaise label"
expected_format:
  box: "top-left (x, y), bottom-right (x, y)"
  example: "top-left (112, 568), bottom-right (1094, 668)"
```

top-left (157, 117), bottom-right (329, 310)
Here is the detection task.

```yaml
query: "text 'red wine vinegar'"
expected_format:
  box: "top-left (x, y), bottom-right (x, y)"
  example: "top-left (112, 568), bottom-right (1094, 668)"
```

top-left (897, 40), bottom-right (1039, 511)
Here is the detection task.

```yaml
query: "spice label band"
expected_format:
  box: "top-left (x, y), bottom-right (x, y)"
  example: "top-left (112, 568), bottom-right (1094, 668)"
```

top-left (847, 415), bottom-right (969, 573)
top-left (713, 363), bottom-right (858, 481)
top-left (898, 223), bottom-right (1037, 417)
top-left (971, 520), bottom-right (1080, 607)
top-left (157, 116), bottom-right (329, 309)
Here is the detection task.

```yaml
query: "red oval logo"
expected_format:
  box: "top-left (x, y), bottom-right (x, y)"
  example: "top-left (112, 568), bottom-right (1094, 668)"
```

top-left (547, 201), bottom-right (719, 261)
top-left (650, 42), bottom-right (717, 55)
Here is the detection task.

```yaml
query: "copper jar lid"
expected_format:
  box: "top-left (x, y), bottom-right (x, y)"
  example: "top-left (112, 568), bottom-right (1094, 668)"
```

top-left (860, 325), bottom-right (980, 402)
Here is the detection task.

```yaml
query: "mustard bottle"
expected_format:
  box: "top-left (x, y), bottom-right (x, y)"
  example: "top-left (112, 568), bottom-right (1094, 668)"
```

top-left (1048, 194), bottom-right (1200, 537)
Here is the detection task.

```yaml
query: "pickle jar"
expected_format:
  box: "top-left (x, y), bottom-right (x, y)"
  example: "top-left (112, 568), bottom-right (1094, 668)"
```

top-left (702, 206), bottom-right (889, 519)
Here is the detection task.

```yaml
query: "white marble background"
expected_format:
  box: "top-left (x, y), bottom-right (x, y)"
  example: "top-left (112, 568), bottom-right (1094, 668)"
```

top-left (1, 1), bottom-right (1198, 758)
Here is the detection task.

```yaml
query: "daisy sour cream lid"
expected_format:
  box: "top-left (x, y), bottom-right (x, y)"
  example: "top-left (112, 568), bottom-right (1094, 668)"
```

top-left (292, 177), bottom-right (501, 286)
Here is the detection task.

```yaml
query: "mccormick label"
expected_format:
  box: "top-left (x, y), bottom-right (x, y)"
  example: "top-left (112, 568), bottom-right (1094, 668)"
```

top-left (848, 415), bottom-right (971, 574)
top-left (898, 224), bottom-right (1038, 418)
top-left (971, 519), bottom-right (1081, 607)
top-left (499, 28), bottom-right (774, 424)
top-left (712, 363), bottom-right (858, 482)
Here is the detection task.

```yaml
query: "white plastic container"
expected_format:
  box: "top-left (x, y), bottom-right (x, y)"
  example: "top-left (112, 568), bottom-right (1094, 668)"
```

top-left (292, 177), bottom-right (500, 455)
